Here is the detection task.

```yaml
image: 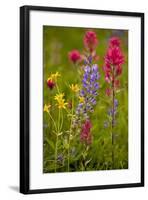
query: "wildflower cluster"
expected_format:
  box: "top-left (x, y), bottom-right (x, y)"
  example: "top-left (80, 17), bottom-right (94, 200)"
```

top-left (47, 72), bottom-right (61, 90)
top-left (68, 30), bottom-right (99, 65)
top-left (72, 64), bottom-right (100, 144)
top-left (43, 29), bottom-right (127, 173)
top-left (68, 31), bottom-right (100, 145)
top-left (54, 93), bottom-right (68, 109)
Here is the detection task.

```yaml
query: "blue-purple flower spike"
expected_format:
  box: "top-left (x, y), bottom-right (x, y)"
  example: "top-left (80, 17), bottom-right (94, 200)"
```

top-left (74, 64), bottom-right (100, 124)
top-left (105, 99), bottom-right (118, 128)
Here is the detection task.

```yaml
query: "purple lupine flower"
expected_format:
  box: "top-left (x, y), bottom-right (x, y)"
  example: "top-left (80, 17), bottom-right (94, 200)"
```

top-left (84, 55), bottom-right (93, 65)
top-left (105, 99), bottom-right (118, 127)
top-left (74, 64), bottom-right (100, 127)
top-left (108, 99), bottom-right (118, 116)
top-left (114, 99), bottom-right (118, 107)
top-left (88, 55), bottom-right (93, 63)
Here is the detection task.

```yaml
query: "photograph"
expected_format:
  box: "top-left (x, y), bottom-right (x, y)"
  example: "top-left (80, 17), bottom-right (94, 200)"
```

top-left (20, 6), bottom-right (144, 193)
top-left (43, 26), bottom-right (128, 173)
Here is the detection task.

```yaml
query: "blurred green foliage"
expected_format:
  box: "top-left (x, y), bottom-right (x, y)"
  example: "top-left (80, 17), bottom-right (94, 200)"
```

top-left (43, 26), bottom-right (128, 173)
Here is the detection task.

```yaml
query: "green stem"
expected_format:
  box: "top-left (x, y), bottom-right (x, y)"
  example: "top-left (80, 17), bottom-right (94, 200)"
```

top-left (111, 65), bottom-right (115, 169)
top-left (59, 109), bottom-right (63, 132)
top-left (48, 112), bottom-right (58, 133)
top-left (67, 95), bottom-right (74, 172)
top-left (54, 134), bottom-right (58, 172)
top-left (56, 83), bottom-right (60, 93)
top-left (54, 109), bottom-right (61, 172)
top-left (58, 109), bottom-right (61, 132)
top-left (47, 111), bottom-right (58, 172)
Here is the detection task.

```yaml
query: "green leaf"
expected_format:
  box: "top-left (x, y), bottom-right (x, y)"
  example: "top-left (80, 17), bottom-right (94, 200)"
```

top-left (45, 138), bottom-right (55, 150)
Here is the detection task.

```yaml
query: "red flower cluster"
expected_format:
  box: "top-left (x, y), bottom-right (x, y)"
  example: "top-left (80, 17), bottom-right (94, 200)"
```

top-left (47, 79), bottom-right (55, 89)
top-left (105, 47), bottom-right (124, 69)
top-left (68, 49), bottom-right (81, 64)
top-left (104, 37), bottom-right (124, 92)
top-left (83, 31), bottom-right (98, 52)
top-left (68, 31), bottom-right (99, 65)
top-left (109, 37), bottom-right (121, 47)
top-left (80, 120), bottom-right (92, 145)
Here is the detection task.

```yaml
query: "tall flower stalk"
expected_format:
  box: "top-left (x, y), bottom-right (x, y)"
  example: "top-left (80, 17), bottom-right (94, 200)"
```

top-left (67, 93), bottom-right (75, 171)
top-left (69, 31), bottom-right (100, 170)
top-left (104, 37), bottom-right (124, 168)
top-left (73, 64), bottom-right (100, 137)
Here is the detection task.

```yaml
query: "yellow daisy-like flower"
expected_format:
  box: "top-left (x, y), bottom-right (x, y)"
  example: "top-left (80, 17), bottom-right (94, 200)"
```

top-left (47, 72), bottom-right (61, 82)
top-left (79, 96), bottom-right (85, 103)
top-left (54, 93), bottom-right (68, 109)
top-left (69, 84), bottom-right (80, 93)
top-left (44, 104), bottom-right (51, 113)
top-left (54, 93), bottom-right (64, 101)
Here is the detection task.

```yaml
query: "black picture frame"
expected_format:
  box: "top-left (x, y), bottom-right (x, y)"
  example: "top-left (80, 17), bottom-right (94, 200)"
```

top-left (20, 5), bottom-right (144, 194)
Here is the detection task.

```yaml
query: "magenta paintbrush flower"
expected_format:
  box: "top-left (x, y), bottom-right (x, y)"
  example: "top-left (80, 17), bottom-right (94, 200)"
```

top-left (83, 31), bottom-right (98, 52)
top-left (104, 37), bottom-right (124, 86)
top-left (103, 36), bottom-right (125, 168)
top-left (109, 36), bottom-right (121, 47)
top-left (80, 119), bottom-right (92, 145)
top-left (105, 46), bottom-right (124, 67)
top-left (68, 49), bottom-right (81, 64)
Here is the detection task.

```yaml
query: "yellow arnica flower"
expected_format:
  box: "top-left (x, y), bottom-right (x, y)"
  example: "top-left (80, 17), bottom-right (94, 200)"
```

top-left (69, 84), bottom-right (80, 93)
top-left (79, 96), bottom-right (85, 103)
top-left (44, 104), bottom-right (51, 113)
top-left (54, 93), bottom-right (68, 109)
top-left (54, 93), bottom-right (64, 101)
top-left (47, 72), bottom-right (61, 81)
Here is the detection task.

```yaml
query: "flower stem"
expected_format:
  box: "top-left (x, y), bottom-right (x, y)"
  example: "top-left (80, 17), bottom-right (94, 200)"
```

top-left (67, 146), bottom-right (70, 172)
top-left (59, 109), bottom-right (63, 132)
top-left (67, 95), bottom-right (74, 172)
top-left (54, 109), bottom-right (61, 172)
top-left (48, 112), bottom-right (57, 133)
top-left (54, 134), bottom-right (58, 172)
top-left (111, 65), bottom-right (115, 169)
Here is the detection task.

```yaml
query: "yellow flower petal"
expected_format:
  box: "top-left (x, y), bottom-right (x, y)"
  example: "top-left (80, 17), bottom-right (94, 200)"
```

top-left (54, 93), bottom-right (64, 101)
top-left (44, 104), bottom-right (51, 113)
top-left (79, 96), bottom-right (85, 103)
top-left (47, 72), bottom-right (61, 81)
top-left (69, 84), bottom-right (80, 93)
top-left (54, 93), bottom-right (68, 109)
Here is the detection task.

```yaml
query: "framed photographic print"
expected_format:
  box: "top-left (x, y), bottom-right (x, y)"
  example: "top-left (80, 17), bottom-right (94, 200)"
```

top-left (20, 5), bottom-right (144, 194)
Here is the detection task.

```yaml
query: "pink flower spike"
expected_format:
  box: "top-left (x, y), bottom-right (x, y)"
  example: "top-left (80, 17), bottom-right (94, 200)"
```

top-left (84, 31), bottom-right (98, 52)
top-left (80, 120), bottom-right (92, 145)
top-left (68, 49), bottom-right (81, 64)
top-left (109, 37), bottom-right (121, 47)
top-left (103, 37), bottom-right (125, 87)
top-left (105, 46), bottom-right (124, 67)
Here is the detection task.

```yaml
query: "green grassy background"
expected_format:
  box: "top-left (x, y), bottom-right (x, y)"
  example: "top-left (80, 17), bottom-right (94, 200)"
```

top-left (43, 26), bottom-right (128, 173)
